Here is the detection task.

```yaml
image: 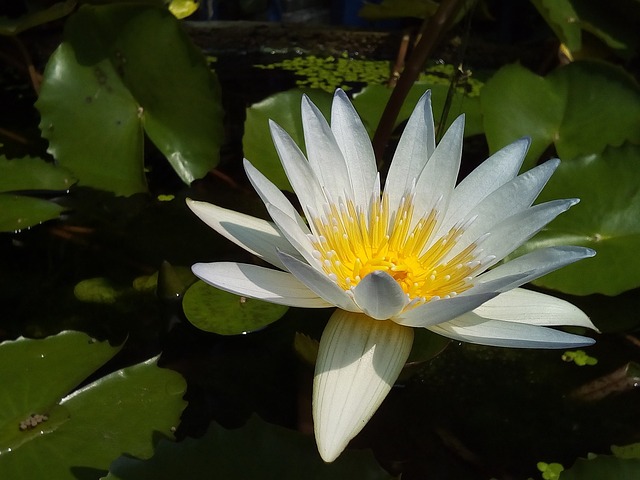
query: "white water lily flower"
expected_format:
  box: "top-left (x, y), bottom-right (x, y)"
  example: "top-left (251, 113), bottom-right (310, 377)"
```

top-left (187, 89), bottom-right (597, 463)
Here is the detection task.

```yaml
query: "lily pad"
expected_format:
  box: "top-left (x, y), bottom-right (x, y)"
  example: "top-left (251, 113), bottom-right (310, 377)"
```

top-left (530, 0), bottom-right (581, 51)
top-left (512, 143), bottom-right (640, 296)
top-left (183, 280), bottom-right (289, 335)
top-left (0, 332), bottom-right (187, 479)
top-left (561, 455), bottom-right (640, 480)
top-left (481, 61), bottom-right (640, 170)
top-left (105, 415), bottom-right (393, 480)
top-left (36, 3), bottom-right (223, 196)
top-left (0, 155), bottom-right (76, 232)
top-left (0, 156), bottom-right (75, 192)
top-left (0, 194), bottom-right (66, 232)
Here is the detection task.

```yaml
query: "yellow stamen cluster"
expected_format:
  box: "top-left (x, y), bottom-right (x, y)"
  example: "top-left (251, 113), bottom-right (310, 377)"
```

top-left (310, 193), bottom-right (482, 304)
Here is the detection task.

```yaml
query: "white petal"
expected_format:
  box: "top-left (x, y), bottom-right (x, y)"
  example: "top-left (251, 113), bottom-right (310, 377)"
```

top-left (192, 262), bottom-right (332, 308)
top-left (441, 137), bottom-right (529, 233)
top-left (429, 314), bottom-right (595, 348)
top-left (277, 251), bottom-right (359, 312)
top-left (444, 159), bottom-right (560, 252)
top-left (472, 288), bottom-right (598, 330)
top-left (187, 199), bottom-right (298, 270)
top-left (412, 115), bottom-right (464, 222)
top-left (267, 204), bottom-right (318, 266)
top-left (472, 198), bottom-right (579, 269)
top-left (270, 120), bottom-right (327, 219)
top-left (244, 159), bottom-right (309, 233)
top-left (330, 90), bottom-right (377, 208)
top-left (477, 246), bottom-right (596, 291)
top-left (313, 310), bottom-right (414, 462)
top-left (301, 95), bottom-right (353, 203)
top-left (384, 91), bottom-right (435, 211)
top-left (394, 291), bottom-right (499, 327)
top-left (352, 271), bottom-right (408, 320)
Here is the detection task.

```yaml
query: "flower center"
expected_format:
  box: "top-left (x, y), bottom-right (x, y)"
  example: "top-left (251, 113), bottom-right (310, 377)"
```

top-left (309, 193), bottom-right (482, 303)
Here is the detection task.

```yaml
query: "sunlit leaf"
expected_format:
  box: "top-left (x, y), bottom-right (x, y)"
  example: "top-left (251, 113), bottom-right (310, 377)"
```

top-left (37, 4), bottom-right (223, 195)
top-left (0, 331), bottom-right (120, 443)
top-left (105, 415), bottom-right (393, 480)
top-left (512, 143), bottom-right (640, 296)
top-left (481, 61), bottom-right (640, 170)
top-left (169, 0), bottom-right (199, 19)
top-left (183, 280), bottom-right (288, 335)
top-left (0, 332), bottom-right (187, 479)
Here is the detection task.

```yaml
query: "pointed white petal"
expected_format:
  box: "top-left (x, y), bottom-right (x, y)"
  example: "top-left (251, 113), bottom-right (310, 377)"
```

top-left (192, 262), bottom-right (332, 308)
top-left (394, 291), bottom-right (498, 327)
top-left (278, 251), bottom-right (359, 312)
top-left (441, 137), bottom-right (529, 233)
top-left (393, 272), bottom-right (528, 327)
top-left (301, 95), bottom-right (353, 203)
top-left (313, 310), bottom-right (414, 462)
top-left (331, 89), bottom-right (377, 208)
top-left (244, 159), bottom-right (309, 233)
top-left (385, 91), bottom-right (435, 211)
top-left (469, 198), bottom-right (579, 269)
top-left (477, 246), bottom-right (596, 291)
top-left (270, 120), bottom-right (327, 219)
top-left (429, 314), bottom-right (595, 348)
top-left (472, 288), bottom-right (598, 330)
top-left (412, 115), bottom-right (464, 221)
top-left (352, 271), bottom-right (408, 320)
top-left (267, 204), bottom-right (318, 266)
top-left (444, 159), bottom-right (560, 252)
top-left (187, 199), bottom-right (298, 270)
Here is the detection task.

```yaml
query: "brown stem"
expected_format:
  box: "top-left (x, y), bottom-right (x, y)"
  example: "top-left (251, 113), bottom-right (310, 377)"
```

top-left (388, 33), bottom-right (410, 88)
top-left (10, 36), bottom-right (42, 95)
top-left (372, 0), bottom-right (466, 164)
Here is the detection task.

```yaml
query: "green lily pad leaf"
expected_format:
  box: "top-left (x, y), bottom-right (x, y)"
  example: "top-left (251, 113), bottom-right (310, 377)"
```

top-left (0, 332), bottom-right (187, 479)
top-left (243, 88), bottom-right (333, 191)
top-left (0, 156), bottom-right (75, 193)
top-left (183, 280), bottom-right (288, 335)
top-left (74, 277), bottom-right (121, 304)
top-left (560, 455), bottom-right (640, 480)
top-left (0, 194), bottom-right (66, 232)
top-left (612, 443), bottom-right (640, 460)
top-left (0, 331), bottom-right (120, 451)
top-left (37, 42), bottom-right (145, 196)
top-left (531, 0), bottom-right (640, 57)
top-left (512, 143), bottom-right (640, 296)
top-left (530, 0), bottom-right (582, 51)
top-left (36, 4), bottom-right (223, 195)
top-left (481, 61), bottom-right (640, 170)
top-left (0, 155), bottom-right (75, 232)
top-left (0, 0), bottom-right (76, 36)
top-left (106, 415), bottom-right (392, 480)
